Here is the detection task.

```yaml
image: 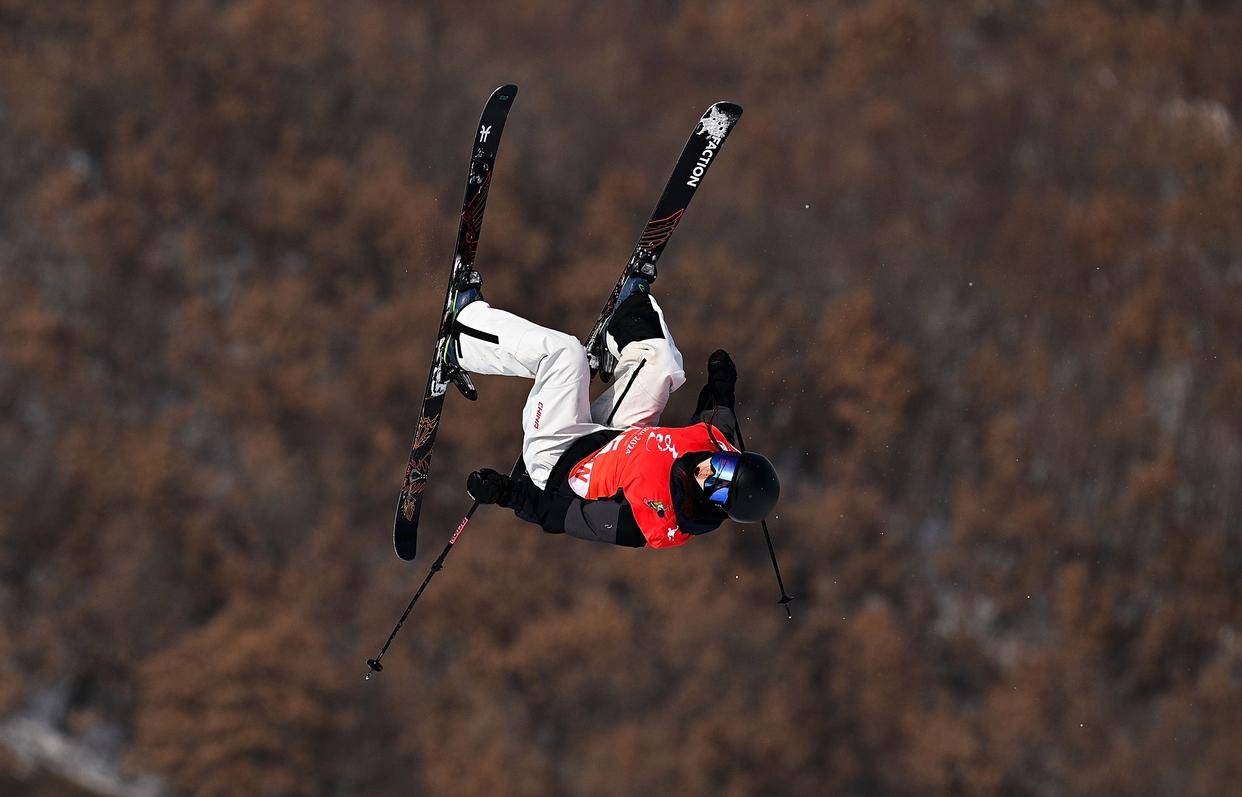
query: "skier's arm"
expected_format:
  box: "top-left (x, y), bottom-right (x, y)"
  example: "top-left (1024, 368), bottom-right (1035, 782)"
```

top-left (690, 349), bottom-right (741, 447)
top-left (471, 469), bottom-right (645, 547)
top-left (516, 484), bottom-right (645, 548)
top-left (691, 404), bottom-right (741, 447)
top-left (561, 497), bottom-right (646, 547)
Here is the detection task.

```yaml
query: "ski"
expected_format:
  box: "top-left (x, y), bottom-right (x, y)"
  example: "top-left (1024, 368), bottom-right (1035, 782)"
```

top-left (585, 101), bottom-right (743, 381)
top-left (393, 84), bottom-right (518, 561)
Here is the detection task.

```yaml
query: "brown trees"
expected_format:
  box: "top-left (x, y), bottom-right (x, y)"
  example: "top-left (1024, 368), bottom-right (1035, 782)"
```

top-left (1, 0), bottom-right (1239, 794)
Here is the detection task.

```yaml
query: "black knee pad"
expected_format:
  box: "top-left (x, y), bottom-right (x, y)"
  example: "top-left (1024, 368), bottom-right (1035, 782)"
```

top-left (607, 292), bottom-right (664, 351)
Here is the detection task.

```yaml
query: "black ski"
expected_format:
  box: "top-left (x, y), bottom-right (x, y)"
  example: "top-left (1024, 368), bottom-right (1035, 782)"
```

top-left (393, 84), bottom-right (518, 561)
top-left (585, 101), bottom-right (743, 380)
top-left (365, 98), bottom-right (747, 677)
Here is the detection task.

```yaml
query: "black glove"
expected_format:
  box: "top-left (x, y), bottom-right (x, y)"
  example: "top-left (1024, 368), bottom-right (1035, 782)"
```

top-left (467, 468), bottom-right (512, 505)
top-left (706, 349), bottom-right (737, 408)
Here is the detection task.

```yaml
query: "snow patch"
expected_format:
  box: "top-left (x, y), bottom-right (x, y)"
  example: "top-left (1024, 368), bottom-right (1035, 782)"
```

top-left (1162, 97), bottom-right (1234, 143)
top-left (0, 714), bottom-right (166, 797)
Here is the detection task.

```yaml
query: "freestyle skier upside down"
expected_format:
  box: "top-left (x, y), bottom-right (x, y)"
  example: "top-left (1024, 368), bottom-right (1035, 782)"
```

top-left (457, 274), bottom-right (781, 548)
top-left (368, 275), bottom-right (787, 680)
top-left (367, 89), bottom-right (790, 679)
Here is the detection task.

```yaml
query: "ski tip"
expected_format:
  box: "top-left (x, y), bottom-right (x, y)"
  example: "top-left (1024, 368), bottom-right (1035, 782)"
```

top-left (395, 540), bottom-right (418, 561)
top-left (394, 511), bottom-right (419, 561)
top-left (709, 101), bottom-right (743, 118)
top-left (493, 84), bottom-right (518, 102)
top-left (695, 103), bottom-right (743, 142)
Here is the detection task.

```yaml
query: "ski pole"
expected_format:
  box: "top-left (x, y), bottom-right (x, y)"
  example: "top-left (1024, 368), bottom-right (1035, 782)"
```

top-left (368, 354), bottom-right (649, 677)
top-left (733, 421), bottom-right (794, 618)
top-left (365, 501), bottom-right (480, 679)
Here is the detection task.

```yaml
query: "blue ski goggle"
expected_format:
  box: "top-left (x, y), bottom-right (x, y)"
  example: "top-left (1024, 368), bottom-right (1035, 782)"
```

top-left (703, 452), bottom-right (741, 509)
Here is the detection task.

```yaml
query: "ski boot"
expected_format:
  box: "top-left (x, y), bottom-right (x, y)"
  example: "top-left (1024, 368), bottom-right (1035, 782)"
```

top-left (616, 260), bottom-right (657, 306)
top-left (441, 268), bottom-right (485, 400)
top-left (597, 261), bottom-right (658, 382)
top-left (451, 268), bottom-right (485, 314)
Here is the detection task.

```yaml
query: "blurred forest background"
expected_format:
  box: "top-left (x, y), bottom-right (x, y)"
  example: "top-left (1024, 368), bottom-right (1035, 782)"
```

top-left (2, 1), bottom-right (1240, 795)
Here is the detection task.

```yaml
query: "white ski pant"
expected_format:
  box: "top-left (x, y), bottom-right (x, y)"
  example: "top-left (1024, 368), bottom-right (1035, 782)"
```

top-left (455, 298), bottom-right (686, 489)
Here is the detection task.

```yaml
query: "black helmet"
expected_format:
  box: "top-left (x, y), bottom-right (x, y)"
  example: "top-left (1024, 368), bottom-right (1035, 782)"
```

top-left (703, 451), bottom-right (781, 523)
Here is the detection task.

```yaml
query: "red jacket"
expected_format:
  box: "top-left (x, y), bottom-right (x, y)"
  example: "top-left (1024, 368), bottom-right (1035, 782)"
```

top-left (568, 422), bottom-right (740, 548)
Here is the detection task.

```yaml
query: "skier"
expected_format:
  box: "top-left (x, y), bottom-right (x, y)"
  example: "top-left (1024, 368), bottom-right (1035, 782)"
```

top-left (452, 270), bottom-right (780, 548)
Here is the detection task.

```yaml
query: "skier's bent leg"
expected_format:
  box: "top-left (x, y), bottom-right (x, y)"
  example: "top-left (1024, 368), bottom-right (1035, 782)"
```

top-left (456, 302), bottom-right (568, 380)
top-left (591, 294), bottom-right (686, 428)
top-left (455, 302), bottom-right (603, 488)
